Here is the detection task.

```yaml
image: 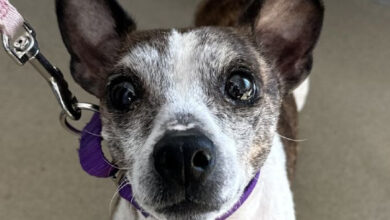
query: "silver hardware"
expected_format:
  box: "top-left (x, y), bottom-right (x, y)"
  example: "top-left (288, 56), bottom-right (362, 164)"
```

top-left (2, 22), bottom-right (99, 131)
top-left (2, 22), bottom-right (82, 120)
top-left (60, 103), bottom-right (100, 136)
top-left (30, 52), bottom-right (81, 120)
top-left (2, 23), bottom-right (39, 65)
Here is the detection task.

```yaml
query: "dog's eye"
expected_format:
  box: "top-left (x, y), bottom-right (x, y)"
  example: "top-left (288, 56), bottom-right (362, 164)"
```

top-left (225, 72), bottom-right (257, 103)
top-left (109, 81), bottom-right (136, 111)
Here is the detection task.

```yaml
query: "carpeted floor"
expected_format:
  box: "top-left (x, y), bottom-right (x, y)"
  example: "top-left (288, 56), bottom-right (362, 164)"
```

top-left (0, 0), bottom-right (389, 219)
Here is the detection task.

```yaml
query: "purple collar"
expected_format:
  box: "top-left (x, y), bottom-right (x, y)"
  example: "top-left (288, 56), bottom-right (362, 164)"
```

top-left (79, 113), bottom-right (260, 219)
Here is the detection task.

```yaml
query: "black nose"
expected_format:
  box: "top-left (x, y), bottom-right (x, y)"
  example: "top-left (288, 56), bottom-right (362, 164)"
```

top-left (153, 129), bottom-right (216, 186)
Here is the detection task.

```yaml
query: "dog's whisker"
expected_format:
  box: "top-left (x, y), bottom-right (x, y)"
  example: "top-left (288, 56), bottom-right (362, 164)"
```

top-left (110, 164), bottom-right (131, 171)
top-left (83, 129), bottom-right (103, 137)
top-left (276, 133), bottom-right (307, 143)
top-left (83, 129), bottom-right (133, 142)
top-left (109, 180), bottom-right (130, 216)
top-left (109, 158), bottom-right (133, 171)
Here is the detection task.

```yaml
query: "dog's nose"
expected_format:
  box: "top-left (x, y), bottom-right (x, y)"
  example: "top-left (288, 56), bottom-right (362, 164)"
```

top-left (153, 129), bottom-right (216, 186)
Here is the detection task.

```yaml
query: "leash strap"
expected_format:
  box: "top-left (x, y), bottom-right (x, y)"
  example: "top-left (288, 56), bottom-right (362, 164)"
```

top-left (0, 0), bottom-right (23, 38)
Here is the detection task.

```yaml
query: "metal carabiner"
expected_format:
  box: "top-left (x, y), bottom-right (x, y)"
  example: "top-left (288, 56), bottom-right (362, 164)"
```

top-left (2, 22), bottom-right (81, 120)
top-left (60, 103), bottom-right (100, 136)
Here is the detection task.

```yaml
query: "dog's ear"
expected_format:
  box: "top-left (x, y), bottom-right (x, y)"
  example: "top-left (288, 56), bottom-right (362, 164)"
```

top-left (246, 0), bottom-right (324, 93)
top-left (56, 0), bottom-right (136, 96)
top-left (196, 0), bottom-right (324, 94)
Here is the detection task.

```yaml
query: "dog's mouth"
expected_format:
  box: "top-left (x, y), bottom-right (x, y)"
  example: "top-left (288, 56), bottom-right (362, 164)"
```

top-left (155, 198), bottom-right (220, 215)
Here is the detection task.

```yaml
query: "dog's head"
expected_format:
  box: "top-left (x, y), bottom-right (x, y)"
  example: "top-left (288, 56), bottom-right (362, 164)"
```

top-left (56, 0), bottom-right (323, 219)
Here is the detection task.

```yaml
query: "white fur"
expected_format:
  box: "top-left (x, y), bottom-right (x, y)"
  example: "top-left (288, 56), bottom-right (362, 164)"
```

top-left (166, 122), bottom-right (196, 131)
top-left (124, 30), bottom-right (246, 219)
top-left (113, 134), bottom-right (294, 220)
top-left (113, 199), bottom-right (133, 220)
top-left (163, 30), bottom-right (246, 208)
top-left (229, 135), bottom-right (295, 220)
top-left (293, 78), bottom-right (310, 112)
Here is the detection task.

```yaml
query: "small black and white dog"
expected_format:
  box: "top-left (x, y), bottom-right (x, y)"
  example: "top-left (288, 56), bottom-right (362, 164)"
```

top-left (56, 0), bottom-right (324, 219)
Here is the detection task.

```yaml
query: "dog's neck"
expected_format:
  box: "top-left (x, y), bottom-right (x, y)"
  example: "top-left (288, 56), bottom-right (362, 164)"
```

top-left (112, 135), bottom-right (295, 220)
top-left (228, 135), bottom-right (295, 220)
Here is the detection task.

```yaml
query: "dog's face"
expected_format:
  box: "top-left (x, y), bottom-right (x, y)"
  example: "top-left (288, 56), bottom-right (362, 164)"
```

top-left (102, 28), bottom-right (280, 218)
top-left (56, 0), bottom-right (323, 219)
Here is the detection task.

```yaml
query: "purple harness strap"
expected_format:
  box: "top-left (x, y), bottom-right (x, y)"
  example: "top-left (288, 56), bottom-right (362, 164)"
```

top-left (79, 113), bottom-right (116, 178)
top-left (216, 171), bottom-right (259, 220)
top-left (80, 113), bottom-right (260, 219)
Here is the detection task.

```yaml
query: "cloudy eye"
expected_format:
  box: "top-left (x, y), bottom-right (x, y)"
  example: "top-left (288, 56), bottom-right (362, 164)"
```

top-left (225, 71), bottom-right (258, 103)
top-left (109, 80), bottom-right (137, 112)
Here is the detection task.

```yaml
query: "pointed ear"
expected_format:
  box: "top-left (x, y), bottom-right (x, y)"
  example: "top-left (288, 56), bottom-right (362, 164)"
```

top-left (56, 0), bottom-right (136, 96)
top-left (244, 0), bottom-right (324, 93)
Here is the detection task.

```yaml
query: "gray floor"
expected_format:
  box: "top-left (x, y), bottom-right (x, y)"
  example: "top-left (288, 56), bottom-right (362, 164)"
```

top-left (0, 0), bottom-right (389, 219)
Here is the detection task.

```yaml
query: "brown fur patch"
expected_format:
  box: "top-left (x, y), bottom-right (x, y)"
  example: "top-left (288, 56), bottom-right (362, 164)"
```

top-left (195, 0), bottom-right (252, 26)
top-left (277, 94), bottom-right (298, 183)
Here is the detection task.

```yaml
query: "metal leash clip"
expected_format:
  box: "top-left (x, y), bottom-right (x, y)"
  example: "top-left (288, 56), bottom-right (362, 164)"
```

top-left (2, 23), bottom-right (38, 65)
top-left (2, 22), bottom-right (99, 135)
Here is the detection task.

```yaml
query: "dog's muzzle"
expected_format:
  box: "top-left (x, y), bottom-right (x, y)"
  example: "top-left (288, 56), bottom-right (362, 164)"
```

top-left (153, 129), bottom-right (216, 190)
top-left (79, 113), bottom-right (261, 219)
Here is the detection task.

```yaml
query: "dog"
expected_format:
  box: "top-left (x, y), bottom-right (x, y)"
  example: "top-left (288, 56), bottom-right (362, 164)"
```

top-left (55, 0), bottom-right (324, 219)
